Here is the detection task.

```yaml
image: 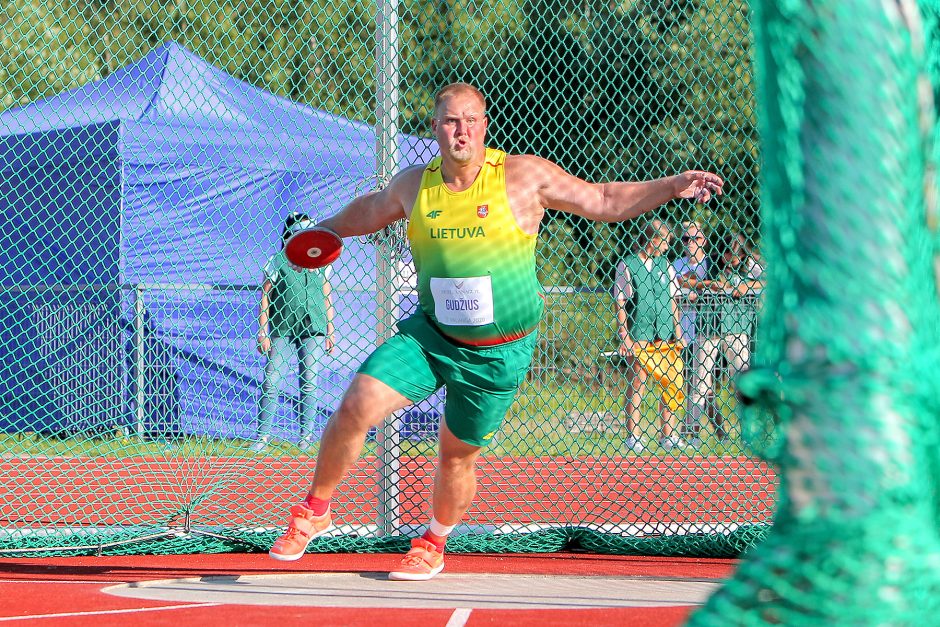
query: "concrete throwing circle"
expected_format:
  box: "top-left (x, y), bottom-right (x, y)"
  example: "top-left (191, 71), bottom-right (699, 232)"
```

top-left (103, 573), bottom-right (719, 609)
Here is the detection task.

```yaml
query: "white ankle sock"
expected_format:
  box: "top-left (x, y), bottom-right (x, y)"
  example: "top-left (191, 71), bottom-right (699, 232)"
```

top-left (428, 517), bottom-right (455, 538)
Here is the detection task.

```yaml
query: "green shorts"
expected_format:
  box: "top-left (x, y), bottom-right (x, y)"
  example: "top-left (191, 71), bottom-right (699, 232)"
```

top-left (357, 313), bottom-right (538, 447)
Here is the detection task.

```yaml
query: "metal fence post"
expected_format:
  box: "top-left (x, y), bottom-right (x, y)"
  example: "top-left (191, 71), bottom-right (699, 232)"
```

top-left (375, 0), bottom-right (402, 537)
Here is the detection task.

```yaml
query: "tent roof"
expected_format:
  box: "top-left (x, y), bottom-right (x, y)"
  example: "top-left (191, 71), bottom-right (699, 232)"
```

top-left (0, 41), bottom-right (435, 174)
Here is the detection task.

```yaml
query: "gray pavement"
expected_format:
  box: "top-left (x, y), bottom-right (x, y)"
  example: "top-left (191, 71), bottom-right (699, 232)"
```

top-left (104, 573), bottom-right (719, 609)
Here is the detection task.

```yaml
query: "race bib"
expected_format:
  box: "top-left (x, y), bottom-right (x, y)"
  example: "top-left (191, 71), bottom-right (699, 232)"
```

top-left (429, 276), bottom-right (494, 326)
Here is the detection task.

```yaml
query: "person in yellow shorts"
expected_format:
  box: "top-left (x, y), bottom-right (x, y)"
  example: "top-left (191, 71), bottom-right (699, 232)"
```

top-left (614, 219), bottom-right (687, 453)
top-left (268, 82), bottom-right (723, 580)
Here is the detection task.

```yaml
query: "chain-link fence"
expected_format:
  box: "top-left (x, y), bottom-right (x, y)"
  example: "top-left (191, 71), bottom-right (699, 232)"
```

top-left (1, 12), bottom-right (935, 618)
top-left (0, 0), bottom-right (766, 557)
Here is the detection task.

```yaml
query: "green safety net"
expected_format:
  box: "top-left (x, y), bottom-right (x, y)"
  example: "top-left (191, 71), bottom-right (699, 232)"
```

top-left (690, 0), bottom-right (940, 624)
top-left (0, 8), bottom-right (922, 612)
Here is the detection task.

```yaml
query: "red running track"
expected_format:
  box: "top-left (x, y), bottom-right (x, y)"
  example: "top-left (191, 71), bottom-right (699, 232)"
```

top-left (0, 553), bottom-right (738, 626)
top-left (0, 455), bottom-right (774, 528)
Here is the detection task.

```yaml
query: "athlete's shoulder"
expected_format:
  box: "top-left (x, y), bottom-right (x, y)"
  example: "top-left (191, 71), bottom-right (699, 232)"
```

top-left (504, 152), bottom-right (548, 167)
top-left (387, 165), bottom-right (431, 219)
top-left (387, 164), bottom-right (427, 197)
top-left (504, 153), bottom-right (564, 180)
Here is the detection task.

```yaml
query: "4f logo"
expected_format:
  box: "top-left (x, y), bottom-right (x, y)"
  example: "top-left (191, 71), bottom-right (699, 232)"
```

top-left (477, 204), bottom-right (489, 218)
top-left (426, 210), bottom-right (443, 219)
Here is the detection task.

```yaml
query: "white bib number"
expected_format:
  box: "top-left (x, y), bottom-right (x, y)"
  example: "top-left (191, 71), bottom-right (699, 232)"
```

top-left (429, 276), bottom-right (494, 326)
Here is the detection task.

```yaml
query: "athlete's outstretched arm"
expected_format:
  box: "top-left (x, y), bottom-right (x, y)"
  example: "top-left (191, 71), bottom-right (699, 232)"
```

top-left (317, 166), bottom-right (423, 237)
top-left (531, 157), bottom-right (723, 223)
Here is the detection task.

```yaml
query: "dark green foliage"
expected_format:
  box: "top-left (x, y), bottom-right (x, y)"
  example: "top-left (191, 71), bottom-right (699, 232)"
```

top-left (1, 0), bottom-right (759, 284)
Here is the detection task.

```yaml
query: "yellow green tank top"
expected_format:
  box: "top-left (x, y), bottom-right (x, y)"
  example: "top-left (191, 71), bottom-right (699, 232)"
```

top-left (408, 148), bottom-right (543, 346)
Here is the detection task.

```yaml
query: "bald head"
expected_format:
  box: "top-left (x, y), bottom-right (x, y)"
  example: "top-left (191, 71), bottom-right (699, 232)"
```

top-left (434, 83), bottom-right (487, 116)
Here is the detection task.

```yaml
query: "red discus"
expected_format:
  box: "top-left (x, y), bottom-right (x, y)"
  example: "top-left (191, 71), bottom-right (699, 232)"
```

top-left (284, 227), bottom-right (343, 269)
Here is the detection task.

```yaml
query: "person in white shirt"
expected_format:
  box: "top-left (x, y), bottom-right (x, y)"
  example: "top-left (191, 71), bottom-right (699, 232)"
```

top-left (614, 219), bottom-right (685, 453)
top-left (673, 221), bottom-right (711, 443)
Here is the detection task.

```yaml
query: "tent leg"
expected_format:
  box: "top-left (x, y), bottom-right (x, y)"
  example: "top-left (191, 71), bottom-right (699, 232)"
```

top-left (134, 285), bottom-right (146, 441)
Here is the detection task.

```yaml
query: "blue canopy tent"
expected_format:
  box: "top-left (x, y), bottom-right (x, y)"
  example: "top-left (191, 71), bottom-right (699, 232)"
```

top-left (0, 41), bottom-right (439, 440)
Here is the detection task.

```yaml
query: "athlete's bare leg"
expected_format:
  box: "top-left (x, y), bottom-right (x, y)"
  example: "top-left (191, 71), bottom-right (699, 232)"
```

top-left (431, 421), bottom-right (484, 526)
top-left (308, 374), bottom-right (411, 499)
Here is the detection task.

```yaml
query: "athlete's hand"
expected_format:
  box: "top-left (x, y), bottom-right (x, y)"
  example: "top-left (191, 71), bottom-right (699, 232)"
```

top-left (676, 171), bottom-right (724, 203)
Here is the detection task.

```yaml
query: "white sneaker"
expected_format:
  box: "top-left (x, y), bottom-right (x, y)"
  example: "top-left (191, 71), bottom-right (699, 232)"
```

top-left (250, 437), bottom-right (269, 453)
top-left (660, 436), bottom-right (687, 450)
top-left (625, 436), bottom-right (645, 454)
top-left (298, 438), bottom-right (312, 452)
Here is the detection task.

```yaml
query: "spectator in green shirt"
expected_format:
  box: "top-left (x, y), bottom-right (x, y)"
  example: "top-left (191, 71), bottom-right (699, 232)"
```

top-left (253, 213), bottom-right (336, 452)
top-left (614, 219), bottom-right (686, 453)
top-left (687, 231), bottom-right (763, 444)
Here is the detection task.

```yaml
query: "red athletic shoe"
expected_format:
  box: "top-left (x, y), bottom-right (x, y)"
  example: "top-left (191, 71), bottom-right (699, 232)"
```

top-left (268, 504), bottom-right (333, 561)
top-left (388, 538), bottom-right (445, 581)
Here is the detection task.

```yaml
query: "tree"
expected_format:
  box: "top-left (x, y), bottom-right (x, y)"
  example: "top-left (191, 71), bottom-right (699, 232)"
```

top-left (1, 0), bottom-right (760, 283)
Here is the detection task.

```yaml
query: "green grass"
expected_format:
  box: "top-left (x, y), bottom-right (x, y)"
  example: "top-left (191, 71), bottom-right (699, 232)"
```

top-left (0, 378), bottom-right (751, 459)
top-left (1, 228), bottom-right (762, 461)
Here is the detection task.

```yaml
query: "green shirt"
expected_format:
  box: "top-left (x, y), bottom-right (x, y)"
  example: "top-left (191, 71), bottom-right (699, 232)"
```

top-left (616, 254), bottom-right (676, 342)
top-left (264, 251), bottom-right (329, 338)
top-left (705, 263), bottom-right (757, 336)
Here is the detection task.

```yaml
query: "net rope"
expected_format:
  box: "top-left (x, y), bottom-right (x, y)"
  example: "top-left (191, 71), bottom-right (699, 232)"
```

top-left (690, 0), bottom-right (940, 623)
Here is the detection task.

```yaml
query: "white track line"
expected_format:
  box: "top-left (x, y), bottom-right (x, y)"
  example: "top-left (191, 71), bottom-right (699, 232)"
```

top-left (0, 603), bottom-right (221, 622)
top-left (445, 608), bottom-right (472, 627)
